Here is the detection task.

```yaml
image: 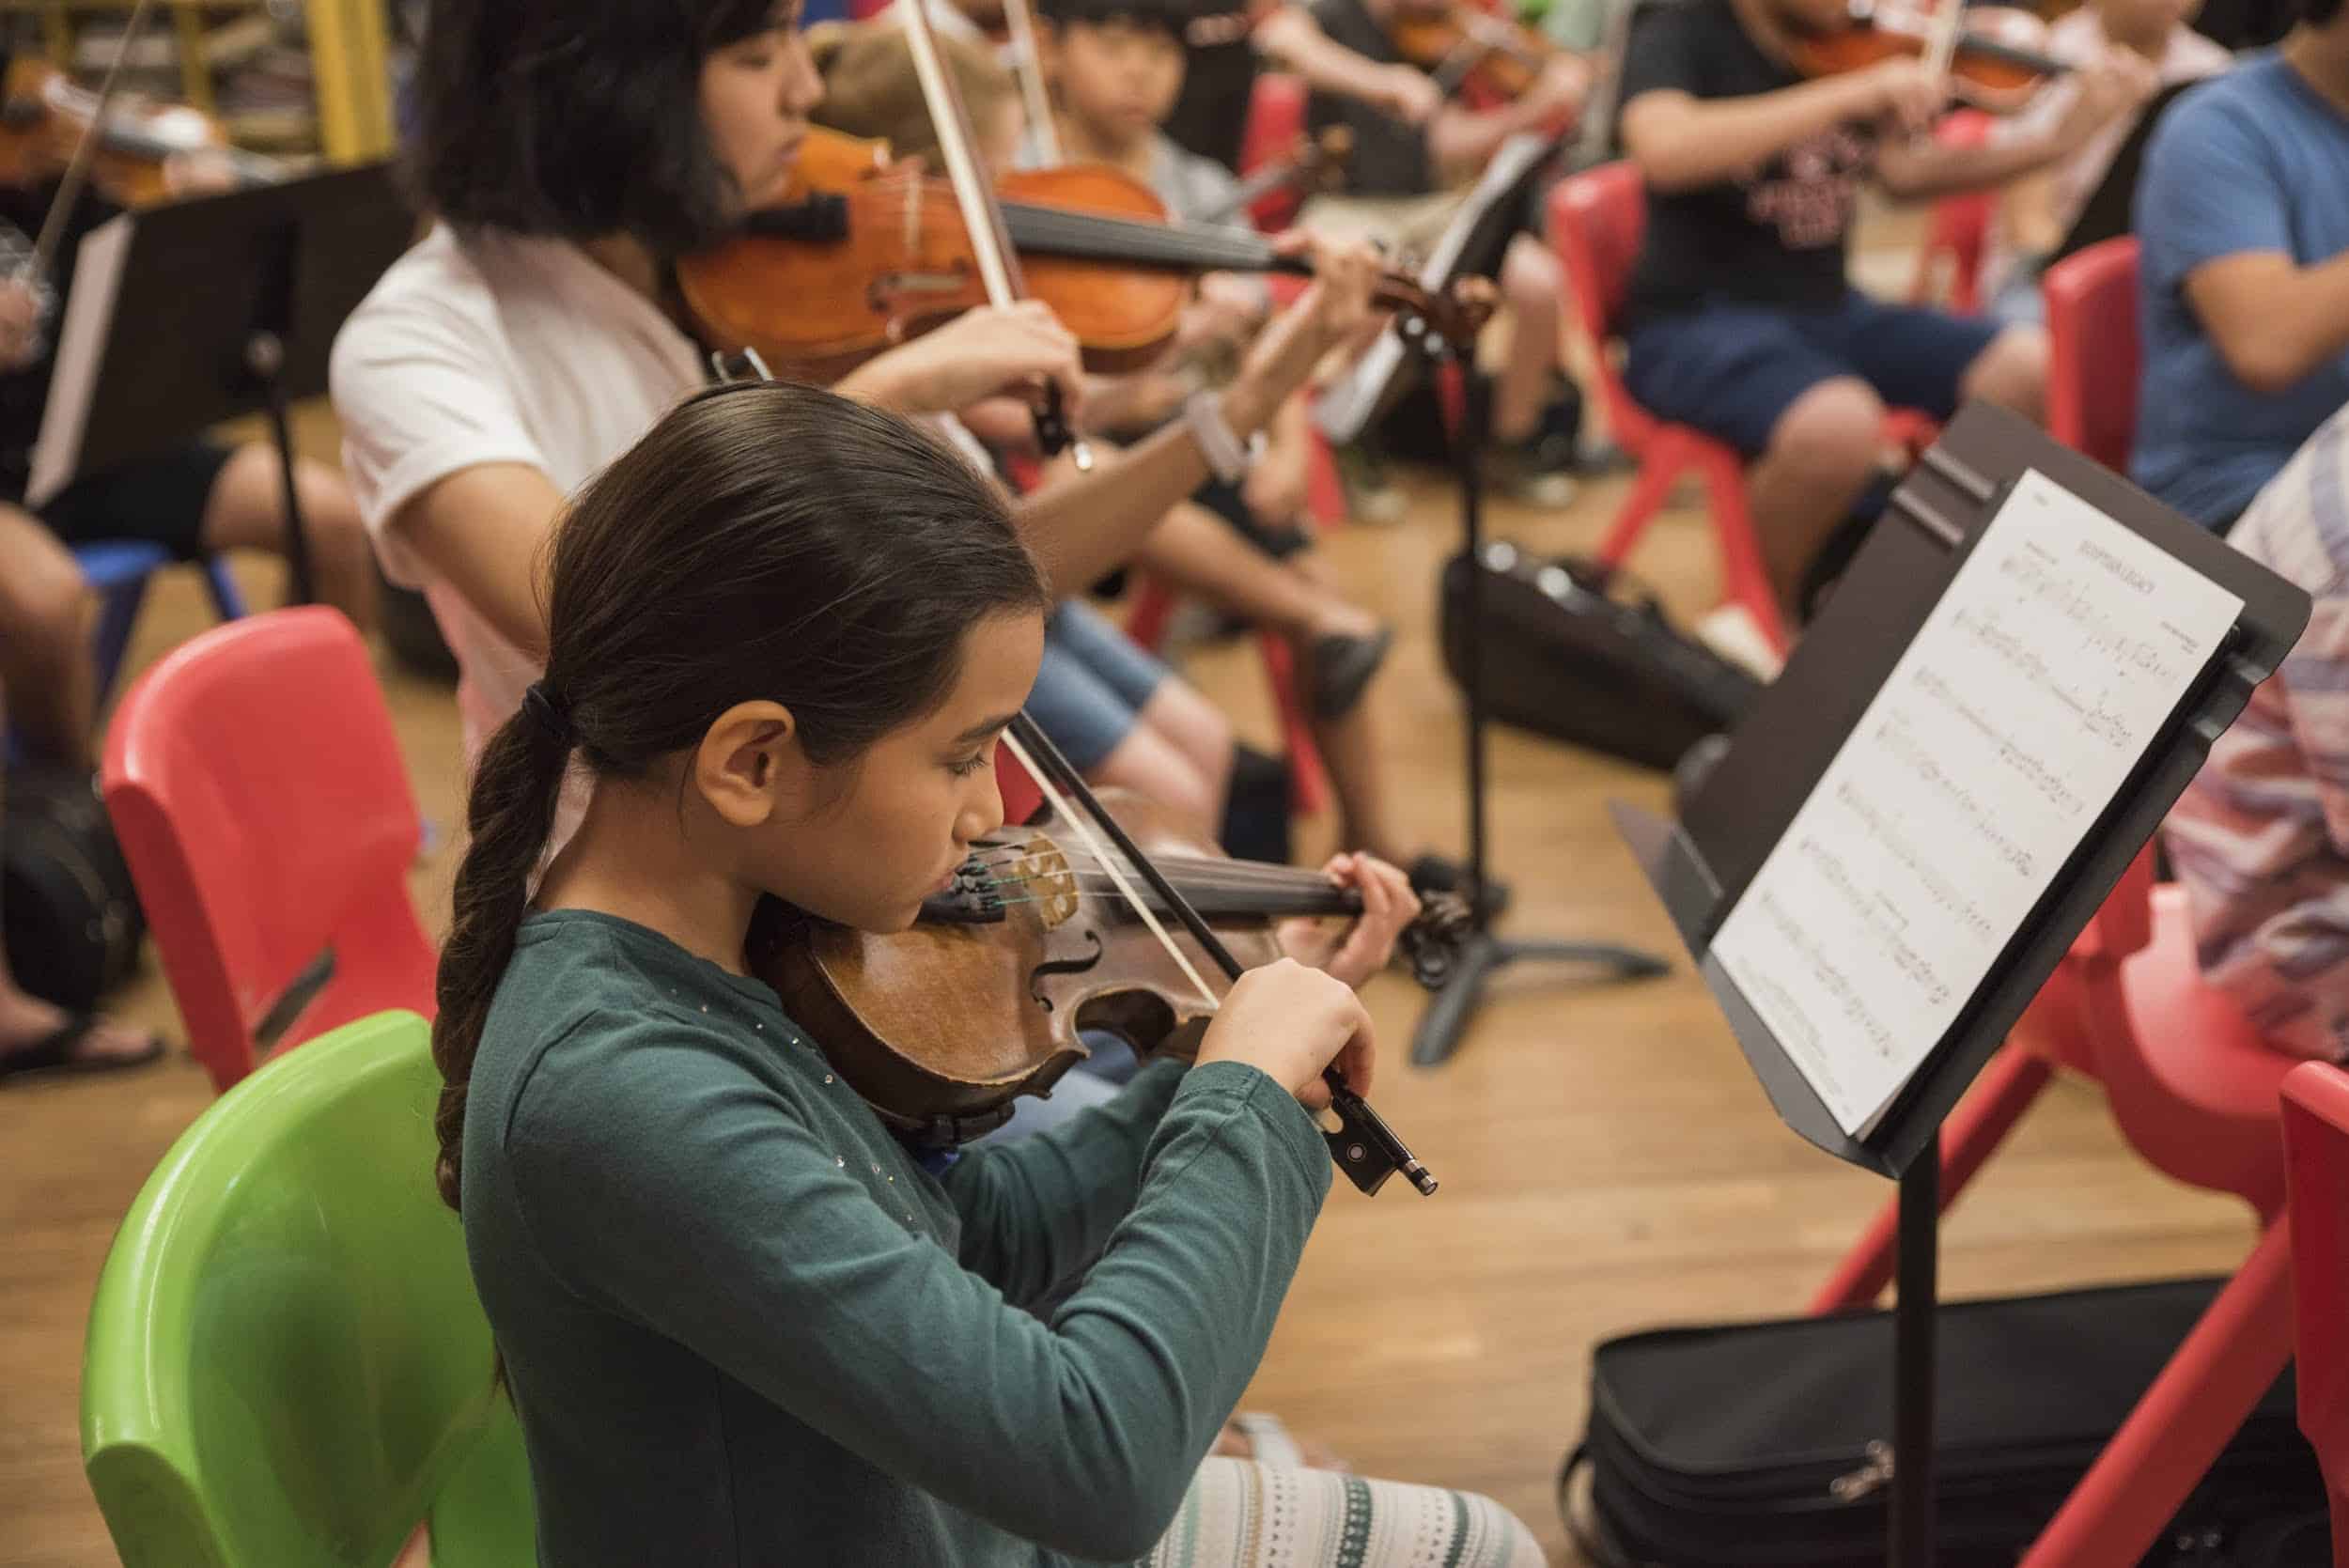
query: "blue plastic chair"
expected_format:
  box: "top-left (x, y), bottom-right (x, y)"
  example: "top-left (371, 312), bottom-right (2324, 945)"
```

top-left (75, 540), bottom-right (249, 704)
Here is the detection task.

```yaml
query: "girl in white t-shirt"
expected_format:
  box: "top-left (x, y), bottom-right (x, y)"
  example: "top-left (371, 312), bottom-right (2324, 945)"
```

top-left (331, 0), bottom-right (1382, 803)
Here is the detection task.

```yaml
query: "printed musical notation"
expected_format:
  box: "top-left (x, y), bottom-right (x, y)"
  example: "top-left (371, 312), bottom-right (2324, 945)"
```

top-left (1710, 468), bottom-right (2243, 1140)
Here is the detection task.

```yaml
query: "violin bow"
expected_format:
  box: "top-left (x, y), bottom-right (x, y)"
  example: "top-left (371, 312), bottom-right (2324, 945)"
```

top-left (998, 0), bottom-right (1063, 167)
top-left (898, 0), bottom-right (1092, 468)
top-left (1003, 711), bottom-right (1439, 1198)
top-left (22, 0), bottom-right (160, 285)
top-left (1919, 0), bottom-right (1966, 101)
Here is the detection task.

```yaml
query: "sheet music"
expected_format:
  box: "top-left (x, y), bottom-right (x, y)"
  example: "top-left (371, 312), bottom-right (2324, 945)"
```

top-left (1709, 468), bottom-right (2243, 1139)
top-left (28, 209), bottom-right (132, 510)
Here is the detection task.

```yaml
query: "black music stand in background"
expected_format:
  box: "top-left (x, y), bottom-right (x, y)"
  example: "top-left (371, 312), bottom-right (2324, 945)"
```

top-left (28, 160), bottom-right (412, 606)
top-left (1611, 403), bottom-right (2308, 1564)
top-left (1317, 130), bottom-right (1669, 1071)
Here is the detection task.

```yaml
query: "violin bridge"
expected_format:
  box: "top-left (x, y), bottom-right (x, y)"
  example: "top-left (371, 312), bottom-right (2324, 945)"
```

top-left (1012, 836), bottom-right (1081, 928)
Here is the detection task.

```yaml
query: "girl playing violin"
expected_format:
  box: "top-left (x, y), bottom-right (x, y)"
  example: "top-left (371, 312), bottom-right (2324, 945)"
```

top-left (437, 377), bottom-right (1545, 1565)
top-left (332, 0), bottom-right (1377, 782)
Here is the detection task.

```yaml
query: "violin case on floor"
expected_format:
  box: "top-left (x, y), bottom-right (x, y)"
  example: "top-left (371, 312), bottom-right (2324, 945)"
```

top-left (1561, 1277), bottom-right (2326, 1567)
top-left (2, 763), bottom-right (145, 1012)
top-left (1438, 544), bottom-right (1761, 772)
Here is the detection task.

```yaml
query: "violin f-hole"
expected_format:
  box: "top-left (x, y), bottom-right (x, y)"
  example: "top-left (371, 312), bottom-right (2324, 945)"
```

top-left (1026, 928), bottom-right (1105, 1012)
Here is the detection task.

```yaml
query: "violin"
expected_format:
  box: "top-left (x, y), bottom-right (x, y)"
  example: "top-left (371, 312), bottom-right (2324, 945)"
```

top-left (757, 719), bottom-right (1450, 1195)
top-left (1785, 0), bottom-right (2069, 114)
top-left (1388, 4), bottom-right (1568, 101)
top-left (0, 0), bottom-right (287, 361)
top-left (0, 57), bottom-right (281, 210)
top-left (674, 127), bottom-right (1490, 383)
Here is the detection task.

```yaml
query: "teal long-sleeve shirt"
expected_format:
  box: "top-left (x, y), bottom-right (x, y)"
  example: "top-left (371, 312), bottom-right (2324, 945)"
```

top-left (461, 909), bottom-right (1332, 1566)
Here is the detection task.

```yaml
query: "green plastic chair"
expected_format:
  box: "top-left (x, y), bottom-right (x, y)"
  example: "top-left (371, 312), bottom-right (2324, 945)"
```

top-left (82, 1009), bottom-right (537, 1567)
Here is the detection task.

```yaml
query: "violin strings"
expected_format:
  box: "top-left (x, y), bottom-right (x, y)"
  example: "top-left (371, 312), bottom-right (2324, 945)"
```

top-left (982, 891), bottom-right (1335, 915)
top-left (965, 846), bottom-right (1335, 891)
top-left (1002, 205), bottom-right (1263, 263)
top-left (999, 728), bottom-right (1223, 1012)
top-left (1001, 204), bottom-right (1277, 272)
top-left (984, 870), bottom-right (1349, 898)
top-left (967, 851), bottom-right (1333, 892)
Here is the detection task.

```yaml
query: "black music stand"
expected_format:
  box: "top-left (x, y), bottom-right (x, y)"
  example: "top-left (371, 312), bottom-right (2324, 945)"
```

top-left (1610, 402), bottom-right (2308, 1564)
top-left (1319, 131), bottom-right (1670, 1070)
top-left (28, 160), bottom-right (412, 605)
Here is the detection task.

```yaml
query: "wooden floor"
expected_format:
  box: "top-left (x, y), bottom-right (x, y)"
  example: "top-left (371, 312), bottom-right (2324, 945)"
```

top-left (0, 405), bottom-right (2259, 1565)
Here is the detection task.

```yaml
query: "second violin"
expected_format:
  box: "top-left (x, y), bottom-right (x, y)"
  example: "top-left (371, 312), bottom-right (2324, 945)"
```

top-left (1784, 0), bottom-right (2071, 113)
top-left (1388, 2), bottom-right (1570, 101)
top-left (675, 128), bottom-right (1491, 383)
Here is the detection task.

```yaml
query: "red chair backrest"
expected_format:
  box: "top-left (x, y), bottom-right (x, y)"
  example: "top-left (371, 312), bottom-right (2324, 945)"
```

top-left (1548, 163), bottom-right (1654, 448)
top-left (2022, 842), bottom-right (2157, 1074)
top-left (2044, 237), bottom-right (2141, 474)
top-left (101, 607), bottom-right (436, 1092)
top-left (1238, 72), bottom-right (1309, 233)
top-left (2282, 1058), bottom-right (2349, 1560)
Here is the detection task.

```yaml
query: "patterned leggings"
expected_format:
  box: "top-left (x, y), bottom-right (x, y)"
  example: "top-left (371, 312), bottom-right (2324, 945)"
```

top-left (1140, 1459), bottom-right (1547, 1567)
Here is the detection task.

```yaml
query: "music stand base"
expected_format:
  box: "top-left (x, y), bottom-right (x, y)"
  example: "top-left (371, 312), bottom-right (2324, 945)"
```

top-left (1409, 932), bottom-right (1668, 1067)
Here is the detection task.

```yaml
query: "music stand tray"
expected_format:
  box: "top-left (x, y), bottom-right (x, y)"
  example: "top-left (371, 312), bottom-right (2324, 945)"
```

top-left (1610, 401), bottom-right (2308, 1563)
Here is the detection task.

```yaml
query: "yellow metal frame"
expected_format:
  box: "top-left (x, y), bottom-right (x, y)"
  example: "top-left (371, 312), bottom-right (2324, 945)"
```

top-left (3, 0), bottom-right (393, 163)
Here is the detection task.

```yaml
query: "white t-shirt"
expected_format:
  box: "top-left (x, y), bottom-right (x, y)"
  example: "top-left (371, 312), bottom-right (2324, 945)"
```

top-left (330, 224), bottom-right (709, 755)
top-left (331, 223), bottom-right (1001, 761)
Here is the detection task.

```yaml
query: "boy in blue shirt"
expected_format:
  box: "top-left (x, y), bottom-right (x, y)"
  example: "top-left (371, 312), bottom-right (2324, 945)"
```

top-left (2132, 0), bottom-right (2349, 532)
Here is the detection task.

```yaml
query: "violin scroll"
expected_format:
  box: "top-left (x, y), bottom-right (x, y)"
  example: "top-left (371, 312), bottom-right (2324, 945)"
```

top-left (1378, 275), bottom-right (1497, 359)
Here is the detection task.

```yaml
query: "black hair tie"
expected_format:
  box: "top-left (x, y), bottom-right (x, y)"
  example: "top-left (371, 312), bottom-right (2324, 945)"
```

top-left (521, 681), bottom-right (573, 746)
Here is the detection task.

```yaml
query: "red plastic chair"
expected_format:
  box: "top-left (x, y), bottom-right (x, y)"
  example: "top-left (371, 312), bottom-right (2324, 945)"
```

top-left (1236, 72), bottom-right (1349, 529)
top-left (2044, 237), bottom-right (2141, 474)
top-left (2014, 879), bottom-right (2300, 1565)
top-left (1548, 164), bottom-right (1934, 656)
top-left (101, 607), bottom-right (437, 1093)
top-left (2283, 1060), bottom-right (2349, 1565)
top-left (1907, 111), bottom-right (1995, 314)
top-left (1238, 70), bottom-right (1310, 234)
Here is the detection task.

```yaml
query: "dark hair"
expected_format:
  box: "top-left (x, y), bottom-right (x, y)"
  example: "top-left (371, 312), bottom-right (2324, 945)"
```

top-left (430, 382), bottom-right (1050, 1211)
top-left (2301, 0), bottom-right (2344, 28)
top-left (1039, 0), bottom-right (1196, 39)
top-left (408, 0), bottom-right (782, 254)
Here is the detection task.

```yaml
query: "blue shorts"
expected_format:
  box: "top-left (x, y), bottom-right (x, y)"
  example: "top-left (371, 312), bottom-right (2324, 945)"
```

top-left (1022, 600), bottom-right (1171, 772)
top-left (1623, 292), bottom-right (2004, 458)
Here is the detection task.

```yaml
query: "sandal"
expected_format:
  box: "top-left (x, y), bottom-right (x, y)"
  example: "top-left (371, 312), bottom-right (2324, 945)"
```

top-left (0, 1015), bottom-right (166, 1083)
top-left (1306, 625), bottom-right (1393, 720)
